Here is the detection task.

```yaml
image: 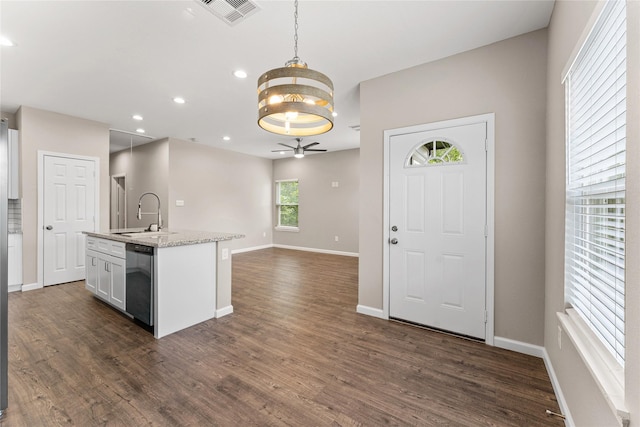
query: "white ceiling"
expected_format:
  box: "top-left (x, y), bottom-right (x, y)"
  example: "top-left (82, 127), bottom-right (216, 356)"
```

top-left (0, 0), bottom-right (554, 159)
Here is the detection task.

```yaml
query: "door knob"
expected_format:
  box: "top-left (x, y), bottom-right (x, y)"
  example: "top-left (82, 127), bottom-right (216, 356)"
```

top-left (390, 238), bottom-right (398, 244)
top-left (45, 225), bottom-right (53, 230)
top-left (391, 225), bottom-right (398, 232)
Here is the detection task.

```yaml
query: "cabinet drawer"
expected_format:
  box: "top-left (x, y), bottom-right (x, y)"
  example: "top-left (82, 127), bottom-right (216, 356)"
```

top-left (87, 236), bottom-right (97, 250)
top-left (109, 241), bottom-right (126, 258)
top-left (90, 236), bottom-right (126, 259)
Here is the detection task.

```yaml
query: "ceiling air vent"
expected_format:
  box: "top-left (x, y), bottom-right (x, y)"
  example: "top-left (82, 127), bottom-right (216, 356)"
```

top-left (195, 0), bottom-right (261, 26)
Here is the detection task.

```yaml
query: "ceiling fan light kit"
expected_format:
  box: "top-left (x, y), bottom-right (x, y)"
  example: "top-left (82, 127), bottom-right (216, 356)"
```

top-left (257, 0), bottom-right (334, 137)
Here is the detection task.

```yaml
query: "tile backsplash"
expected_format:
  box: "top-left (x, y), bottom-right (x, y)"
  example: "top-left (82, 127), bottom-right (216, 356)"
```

top-left (8, 199), bottom-right (21, 232)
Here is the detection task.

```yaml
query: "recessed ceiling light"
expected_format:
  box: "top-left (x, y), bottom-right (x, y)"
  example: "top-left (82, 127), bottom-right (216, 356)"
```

top-left (132, 114), bottom-right (143, 121)
top-left (332, 111), bottom-right (338, 117)
top-left (279, 151), bottom-right (286, 155)
top-left (223, 136), bottom-right (231, 141)
top-left (0, 36), bottom-right (15, 47)
top-left (233, 70), bottom-right (248, 79)
top-left (136, 128), bottom-right (145, 134)
top-left (173, 97), bottom-right (185, 104)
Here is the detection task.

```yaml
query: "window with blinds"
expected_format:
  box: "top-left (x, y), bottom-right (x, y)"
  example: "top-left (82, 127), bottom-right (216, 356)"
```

top-left (564, 0), bottom-right (626, 366)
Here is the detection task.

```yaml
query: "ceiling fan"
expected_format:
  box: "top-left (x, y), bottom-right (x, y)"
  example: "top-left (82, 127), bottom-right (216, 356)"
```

top-left (272, 138), bottom-right (327, 158)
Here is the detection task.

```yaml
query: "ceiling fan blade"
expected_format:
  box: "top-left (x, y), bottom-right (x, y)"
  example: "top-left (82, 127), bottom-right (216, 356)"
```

top-left (302, 142), bottom-right (319, 149)
top-left (304, 149), bottom-right (327, 152)
top-left (272, 149), bottom-right (292, 152)
top-left (278, 143), bottom-right (296, 149)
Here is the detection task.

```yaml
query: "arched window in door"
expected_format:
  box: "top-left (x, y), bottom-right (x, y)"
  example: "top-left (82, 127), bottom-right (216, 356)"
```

top-left (406, 139), bottom-right (464, 167)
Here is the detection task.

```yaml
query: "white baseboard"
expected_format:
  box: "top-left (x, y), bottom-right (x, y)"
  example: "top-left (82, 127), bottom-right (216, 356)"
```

top-left (21, 282), bottom-right (42, 292)
top-left (216, 305), bottom-right (234, 318)
top-left (542, 348), bottom-right (574, 427)
top-left (232, 244), bottom-right (273, 254)
top-left (356, 304), bottom-right (386, 319)
top-left (273, 244), bottom-right (359, 257)
top-left (493, 337), bottom-right (572, 425)
top-left (494, 336), bottom-right (545, 358)
top-left (8, 284), bottom-right (21, 293)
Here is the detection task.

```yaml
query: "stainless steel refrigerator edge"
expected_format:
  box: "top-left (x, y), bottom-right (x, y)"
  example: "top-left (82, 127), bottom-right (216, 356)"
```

top-left (0, 119), bottom-right (9, 416)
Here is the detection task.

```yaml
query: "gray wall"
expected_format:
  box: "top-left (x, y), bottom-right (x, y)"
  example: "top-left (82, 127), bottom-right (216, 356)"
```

top-left (18, 106), bottom-right (110, 286)
top-left (166, 138), bottom-right (273, 251)
top-left (273, 149), bottom-right (359, 255)
top-left (110, 138), bottom-right (169, 230)
top-left (544, 1), bottom-right (640, 424)
top-left (359, 29), bottom-right (548, 345)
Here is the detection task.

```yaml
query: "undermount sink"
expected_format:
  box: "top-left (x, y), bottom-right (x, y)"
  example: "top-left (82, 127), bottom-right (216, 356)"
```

top-left (114, 230), bottom-right (176, 238)
top-left (111, 229), bottom-right (176, 239)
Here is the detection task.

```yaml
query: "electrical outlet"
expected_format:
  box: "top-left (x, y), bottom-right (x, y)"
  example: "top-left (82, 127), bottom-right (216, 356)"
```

top-left (263, 231), bottom-right (266, 237)
top-left (334, 235), bottom-right (339, 242)
top-left (331, 181), bottom-right (339, 188)
top-left (175, 200), bottom-right (185, 207)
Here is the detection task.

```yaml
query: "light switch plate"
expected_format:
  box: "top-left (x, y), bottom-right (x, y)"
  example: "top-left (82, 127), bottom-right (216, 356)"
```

top-left (176, 200), bottom-right (185, 207)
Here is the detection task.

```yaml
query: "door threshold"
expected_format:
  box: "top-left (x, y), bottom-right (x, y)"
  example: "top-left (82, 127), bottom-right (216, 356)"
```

top-left (389, 317), bottom-right (485, 343)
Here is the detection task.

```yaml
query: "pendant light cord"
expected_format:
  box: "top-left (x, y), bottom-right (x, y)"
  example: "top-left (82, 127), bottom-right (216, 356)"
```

top-left (293, 0), bottom-right (299, 61)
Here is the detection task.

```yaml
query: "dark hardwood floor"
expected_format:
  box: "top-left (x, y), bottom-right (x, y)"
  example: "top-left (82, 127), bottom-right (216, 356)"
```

top-left (2, 248), bottom-right (563, 426)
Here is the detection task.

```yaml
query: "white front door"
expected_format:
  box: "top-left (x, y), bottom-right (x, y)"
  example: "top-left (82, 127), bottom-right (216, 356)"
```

top-left (43, 155), bottom-right (96, 286)
top-left (389, 122), bottom-right (487, 339)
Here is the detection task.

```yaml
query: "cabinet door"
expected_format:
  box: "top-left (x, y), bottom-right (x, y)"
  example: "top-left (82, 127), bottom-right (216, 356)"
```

top-left (8, 235), bottom-right (18, 287)
top-left (109, 256), bottom-right (126, 311)
top-left (85, 250), bottom-right (98, 294)
top-left (97, 256), bottom-right (110, 301)
top-left (8, 129), bottom-right (18, 199)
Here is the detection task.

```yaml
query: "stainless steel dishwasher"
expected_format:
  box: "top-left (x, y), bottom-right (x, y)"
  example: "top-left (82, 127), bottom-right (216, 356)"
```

top-left (125, 243), bottom-right (154, 326)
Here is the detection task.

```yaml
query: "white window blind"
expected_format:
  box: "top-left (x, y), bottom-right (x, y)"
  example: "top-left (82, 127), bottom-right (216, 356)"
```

top-left (565, 0), bottom-right (626, 366)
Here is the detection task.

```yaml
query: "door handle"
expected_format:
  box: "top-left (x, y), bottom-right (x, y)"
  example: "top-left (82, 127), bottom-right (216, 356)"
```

top-left (390, 238), bottom-right (398, 245)
top-left (45, 225), bottom-right (53, 230)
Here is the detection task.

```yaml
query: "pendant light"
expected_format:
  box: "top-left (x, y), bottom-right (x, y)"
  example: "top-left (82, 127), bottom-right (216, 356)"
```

top-left (257, 0), bottom-right (334, 136)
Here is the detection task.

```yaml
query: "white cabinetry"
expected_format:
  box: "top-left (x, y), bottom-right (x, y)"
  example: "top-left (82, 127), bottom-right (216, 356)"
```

top-left (8, 234), bottom-right (22, 291)
top-left (86, 236), bottom-right (126, 311)
top-left (85, 249), bottom-right (98, 294)
top-left (8, 129), bottom-right (19, 199)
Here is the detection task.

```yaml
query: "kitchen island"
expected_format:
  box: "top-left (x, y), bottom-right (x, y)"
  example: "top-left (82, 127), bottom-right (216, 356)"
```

top-left (84, 229), bottom-right (244, 338)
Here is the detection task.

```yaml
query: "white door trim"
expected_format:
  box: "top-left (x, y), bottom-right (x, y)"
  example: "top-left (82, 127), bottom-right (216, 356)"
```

top-left (383, 113), bottom-right (495, 345)
top-left (37, 151), bottom-right (100, 289)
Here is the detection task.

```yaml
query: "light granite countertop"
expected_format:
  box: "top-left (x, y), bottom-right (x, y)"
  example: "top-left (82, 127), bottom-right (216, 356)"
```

top-left (84, 228), bottom-right (244, 248)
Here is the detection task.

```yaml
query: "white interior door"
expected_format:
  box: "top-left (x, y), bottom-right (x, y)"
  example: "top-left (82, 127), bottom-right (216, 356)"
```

top-left (43, 155), bottom-right (96, 286)
top-left (389, 122), bottom-right (487, 339)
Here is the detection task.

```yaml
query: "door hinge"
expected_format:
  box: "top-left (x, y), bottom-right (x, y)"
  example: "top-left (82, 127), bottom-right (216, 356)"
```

top-left (485, 138), bottom-right (488, 151)
top-left (484, 225), bottom-right (488, 237)
top-left (484, 311), bottom-right (488, 323)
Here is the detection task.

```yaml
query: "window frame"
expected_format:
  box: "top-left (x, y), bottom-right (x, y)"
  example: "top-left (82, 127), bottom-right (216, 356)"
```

top-left (561, 0), bottom-right (629, 423)
top-left (275, 179), bottom-right (299, 232)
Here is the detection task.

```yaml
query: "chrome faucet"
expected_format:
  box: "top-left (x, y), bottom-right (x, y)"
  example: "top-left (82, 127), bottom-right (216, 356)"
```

top-left (137, 192), bottom-right (162, 231)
